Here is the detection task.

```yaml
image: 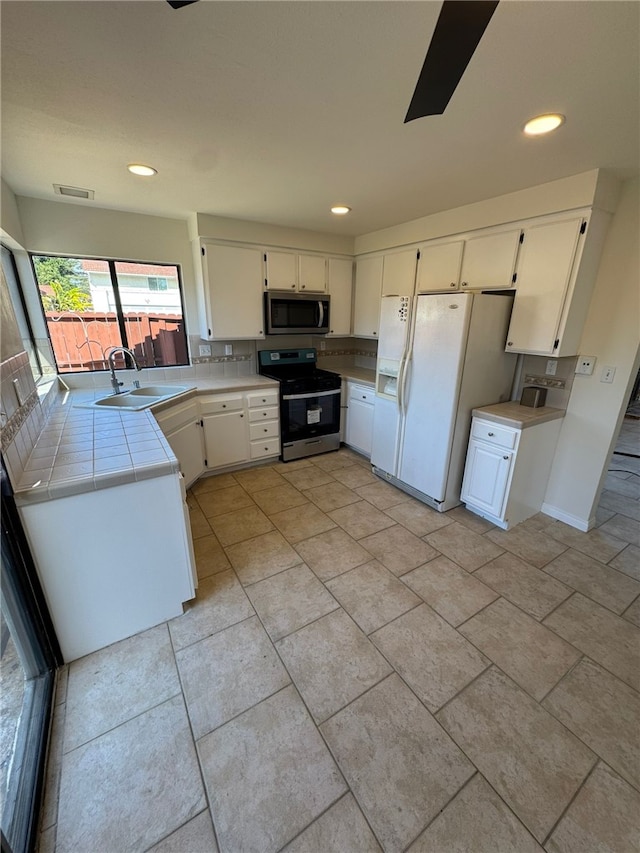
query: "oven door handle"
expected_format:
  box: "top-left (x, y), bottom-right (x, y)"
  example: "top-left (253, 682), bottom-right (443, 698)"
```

top-left (317, 301), bottom-right (324, 328)
top-left (282, 388), bottom-right (341, 401)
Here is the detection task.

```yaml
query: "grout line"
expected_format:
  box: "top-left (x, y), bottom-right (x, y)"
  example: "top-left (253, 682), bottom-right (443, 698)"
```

top-left (399, 772), bottom-right (479, 852)
top-left (540, 757), bottom-right (600, 847)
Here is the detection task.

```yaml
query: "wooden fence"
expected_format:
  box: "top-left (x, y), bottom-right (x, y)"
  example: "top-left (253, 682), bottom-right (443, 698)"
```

top-left (45, 312), bottom-right (188, 372)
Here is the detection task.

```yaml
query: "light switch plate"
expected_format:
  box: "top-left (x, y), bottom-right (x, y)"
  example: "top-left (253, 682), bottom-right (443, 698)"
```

top-left (601, 366), bottom-right (616, 383)
top-left (575, 356), bottom-right (596, 375)
top-left (224, 344), bottom-right (233, 356)
top-left (199, 344), bottom-right (212, 357)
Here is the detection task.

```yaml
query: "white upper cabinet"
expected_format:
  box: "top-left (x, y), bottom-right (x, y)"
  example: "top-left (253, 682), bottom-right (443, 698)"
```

top-left (416, 240), bottom-right (464, 292)
top-left (327, 257), bottom-right (353, 336)
top-left (505, 210), bottom-right (609, 357)
top-left (353, 255), bottom-right (383, 338)
top-left (381, 248), bottom-right (418, 297)
top-left (264, 250), bottom-right (327, 292)
top-left (459, 228), bottom-right (522, 290)
top-left (198, 242), bottom-right (264, 340)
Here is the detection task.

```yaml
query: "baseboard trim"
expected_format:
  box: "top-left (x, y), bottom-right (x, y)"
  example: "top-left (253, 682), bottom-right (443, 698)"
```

top-left (541, 502), bottom-right (594, 532)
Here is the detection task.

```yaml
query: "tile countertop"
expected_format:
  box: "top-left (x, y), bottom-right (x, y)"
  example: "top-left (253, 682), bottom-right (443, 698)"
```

top-left (329, 367), bottom-right (376, 386)
top-left (14, 376), bottom-right (279, 506)
top-left (472, 401), bottom-right (566, 430)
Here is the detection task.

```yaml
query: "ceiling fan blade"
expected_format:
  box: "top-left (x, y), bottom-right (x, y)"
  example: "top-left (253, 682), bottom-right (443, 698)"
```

top-left (166, 0), bottom-right (199, 8)
top-left (405, 0), bottom-right (499, 123)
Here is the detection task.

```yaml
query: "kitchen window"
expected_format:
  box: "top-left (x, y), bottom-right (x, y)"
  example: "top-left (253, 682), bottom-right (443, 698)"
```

top-left (31, 256), bottom-right (189, 373)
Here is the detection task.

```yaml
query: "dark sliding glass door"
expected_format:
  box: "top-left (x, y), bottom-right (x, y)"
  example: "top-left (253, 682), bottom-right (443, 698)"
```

top-left (1, 462), bottom-right (61, 853)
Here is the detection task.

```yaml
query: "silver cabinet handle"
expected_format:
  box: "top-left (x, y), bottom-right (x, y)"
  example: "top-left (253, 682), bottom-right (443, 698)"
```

top-left (503, 455), bottom-right (509, 460)
top-left (488, 432), bottom-right (494, 436)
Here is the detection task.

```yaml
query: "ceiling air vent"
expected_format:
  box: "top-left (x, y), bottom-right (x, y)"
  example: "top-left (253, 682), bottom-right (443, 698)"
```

top-left (53, 184), bottom-right (95, 200)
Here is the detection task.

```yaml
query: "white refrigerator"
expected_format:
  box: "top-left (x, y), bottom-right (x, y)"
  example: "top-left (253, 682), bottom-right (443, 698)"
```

top-left (371, 292), bottom-right (516, 511)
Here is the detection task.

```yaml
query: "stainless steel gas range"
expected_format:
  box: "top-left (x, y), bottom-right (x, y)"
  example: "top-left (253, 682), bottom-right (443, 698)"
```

top-left (258, 348), bottom-right (341, 461)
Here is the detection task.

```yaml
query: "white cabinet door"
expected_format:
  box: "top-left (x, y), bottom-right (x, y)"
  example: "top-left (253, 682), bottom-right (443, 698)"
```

top-left (416, 240), bottom-right (464, 292)
top-left (201, 243), bottom-right (264, 339)
top-left (265, 250), bottom-right (297, 290)
top-left (353, 255), bottom-right (383, 338)
top-left (346, 396), bottom-right (374, 456)
top-left (459, 228), bottom-right (521, 290)
top-left (202, 411), bottom-right (248, 469)
top-left (165, 419), bottom-right (204, 488)
top-left (461, 440), bottom-right (512, 518)
top-left (381, 248), bottom-right (418, 297)
top-left (327, 257), bottom-right (353, 336)
top-left (505, 217), bottom-right (584, 356)
top-left (298, 254), bottom-right (327, 292)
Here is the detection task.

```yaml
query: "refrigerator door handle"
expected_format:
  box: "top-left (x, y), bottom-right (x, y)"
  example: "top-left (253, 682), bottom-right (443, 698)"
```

top-left (399, 353), bottom-right (412, 414)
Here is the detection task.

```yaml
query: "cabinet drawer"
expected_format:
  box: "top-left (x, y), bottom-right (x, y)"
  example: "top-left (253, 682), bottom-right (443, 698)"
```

top-left (349, 384), bottom-right (375, 405)
top-left (250, 437), bottom-right (280, 459)
top-left (199, 394), bottom-right (244, 415)
top-left (249, 421), bottom-right (280, 441)
top-left (471, 420), bottom-right (518, 449)
top-left (247, 390), bottom-right (279, 409)
top-left (248, 406), bottom-right (279, 422)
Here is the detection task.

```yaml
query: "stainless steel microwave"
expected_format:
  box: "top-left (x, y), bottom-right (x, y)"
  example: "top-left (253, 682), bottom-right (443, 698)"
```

top-left (264, 291), bottom-right (330, 335)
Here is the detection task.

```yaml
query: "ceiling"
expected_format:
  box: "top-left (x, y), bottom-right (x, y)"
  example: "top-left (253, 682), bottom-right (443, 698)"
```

top-left (1, 1), bottom-right (638, 237)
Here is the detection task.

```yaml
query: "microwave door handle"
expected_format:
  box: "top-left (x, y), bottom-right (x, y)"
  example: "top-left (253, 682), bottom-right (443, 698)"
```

top-left (317, 301), bottom-right (324, 328)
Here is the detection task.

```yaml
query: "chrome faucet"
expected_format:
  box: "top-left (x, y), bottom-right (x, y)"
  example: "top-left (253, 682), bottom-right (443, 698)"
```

top-left (106, 347), bottom-right (142, 394)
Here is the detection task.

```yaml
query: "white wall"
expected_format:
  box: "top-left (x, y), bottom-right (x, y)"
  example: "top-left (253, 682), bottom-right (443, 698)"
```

top-left (1, 178), bottom-right (26, 246)
top-left (542, 177), bottom-right (640, 529)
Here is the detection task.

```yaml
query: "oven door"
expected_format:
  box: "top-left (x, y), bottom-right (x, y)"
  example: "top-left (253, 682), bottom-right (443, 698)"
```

top-left (281, 388), bottom-right (341, 442)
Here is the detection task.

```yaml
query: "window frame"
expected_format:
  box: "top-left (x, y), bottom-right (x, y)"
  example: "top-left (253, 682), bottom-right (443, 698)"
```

top-left (29, 254), bottom-right (190, 374)
top-left (1, 244), bottom-right (43, 382)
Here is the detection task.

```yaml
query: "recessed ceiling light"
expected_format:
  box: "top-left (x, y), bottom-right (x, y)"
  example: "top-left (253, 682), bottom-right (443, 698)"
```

top-left (127, 163), bottom-right (157, 176)
top-left (331, 205), bottom-right (351, 215)
top-left (523, 114), bottom-right (565, 136)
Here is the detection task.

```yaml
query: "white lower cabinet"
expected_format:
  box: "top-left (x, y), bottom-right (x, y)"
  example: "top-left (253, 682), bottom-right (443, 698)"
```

top-left (200, 389), bottom-right (280, 470)
top-left (345, 382), bottom-right (375, 457)
top-left (155, 400), bottom-right (204, 488)
top-left (461, 413), bottom-right (563, 529)
top-left (246, 389), bottom-right (280, 460)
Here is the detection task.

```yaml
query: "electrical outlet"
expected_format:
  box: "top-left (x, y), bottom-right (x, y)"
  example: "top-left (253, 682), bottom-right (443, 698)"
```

top-left (224, 344), bottom-right (233, 356)
top-left (319, 341), bottom-right (326, 350)
top-left (575, 356), bottom-right (596, 375)
top-left (545, 359), bottom-right (558, 376)
top-left (198, 344), bottom-right (212, 357)
top-left (601, 366), bottom-right (616, 383)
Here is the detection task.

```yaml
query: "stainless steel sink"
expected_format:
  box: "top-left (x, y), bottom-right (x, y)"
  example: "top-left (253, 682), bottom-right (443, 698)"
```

top-left (76, 385), bottom-right (194, 411)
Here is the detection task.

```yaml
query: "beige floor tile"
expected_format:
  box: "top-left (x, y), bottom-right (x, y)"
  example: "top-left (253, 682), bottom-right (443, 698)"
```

top-left (623, 596), bottom-right (640, 626)
top-left (459, 598), bottom-right (580, 701)
top-left (425, 521), bottom-right (504, 572)
top-left (328, 500), bottom-right (396, 539)
top-left (487, 525), bottom-right (568, 568)
top-left (371, 604), bottom-right (490, 713)
top-left (57, 696), bottom-right (206, 853)
top-left (303, 480), bottom-right (361, 511)
top-left (168, 570), bottom-right (254, 651)
top-left (543, 593), bottom-right (640, 691)
top-left (195, 484), bottom-right (255, 518)
top-left (188, 502), bottom-right (213, 539)
top-left (360, 524), bottom-right (439, 576)
top-left (276, 608), bottom-right (391, 723)
top-left (199, 685), bottom-right (346, 853)
top-left (542, 520), bottom-right (627, 564)
top-left (191, 473), bottom-right (238, 494)
top-left (599, 490), bottom-right (640, 520)
top-left (436, 667), bottom-right (595, 843)
top-left (407, 774), bottom-right (543, 853)
top-left (193, 533), bottom-right (231, 580)
top-left (543, 658), bottom-right (640, 789)
top-left (385, 500), bottom-right (453, 536)
top-left (64, 624), bottom-right (181, 752)
top-left (251, 482), bottom-right (310, 515)
top-left (326, 560), bottom-right (421, 634)
top-left (281, 466), bottom-right (336, 491)
top-left (331, 464), bottom-right (378, 488)
top-left (148, 810), bottom-right (218, 853)
top-left (272, 502), bottom-right (337, 543)
top-left (282, 793), bottom-right (382, 853)
top-left (294, 527), bottom-right (372, 581)
top-left (544, 547), bottom-right (640, 613)
top-left (546, 763), bottom-right (640, 853)
top-left (518, 511), bottom-right (556, 532)
top-left (176, 616), bottom-right (290, 738)
top-left (594, 504), bottom-right (617, 526)
top-left (354, 480), bottom-right (410, 510)
top-left (209, 505), bottom-right (274, 546)
top-left (225, 530), bottom-right (303, 585)
top-left (233, 466), bottom-right (287, 493)
top-left (320, 674), bottom-right (474, 853)
top-left (474, 552), bottom-right (572, 620)
top-left (246, 564), bottom-right (339, 641)
top-left (270, 457), bottom-right (315, 472)
top-left (598, 512), bottom-right (640, 546)
top-left (602, 472), bottom-right (640, 500)
top-left (402, 556), bottom-right (499, 626)
top-left (608, 543), bottom-right (640, 580)
top-left (446, 505), bottom-right (496, 534)
top-left (312, 451), bottom-right (363, 472)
